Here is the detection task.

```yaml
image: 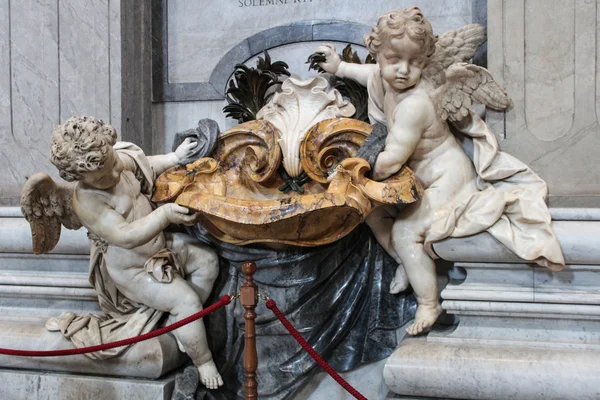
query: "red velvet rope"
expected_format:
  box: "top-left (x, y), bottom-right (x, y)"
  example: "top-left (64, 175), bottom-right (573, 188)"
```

top-left (265, 298), bottom-right (368, 400)
top-left (0, 295), bottom-right (231, 357)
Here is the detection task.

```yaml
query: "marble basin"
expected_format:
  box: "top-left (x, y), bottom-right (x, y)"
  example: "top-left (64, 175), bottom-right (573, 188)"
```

top-left (152, 118), bottom-right (422, 247)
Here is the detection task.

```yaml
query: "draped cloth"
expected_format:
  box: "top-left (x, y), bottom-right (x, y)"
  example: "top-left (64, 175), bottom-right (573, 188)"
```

top-left (45, 143), bottom-right (184, 359)
top-left (190, 224), bottom-right (416, 399)
top-left (367, 67), bottom-right (565, 270)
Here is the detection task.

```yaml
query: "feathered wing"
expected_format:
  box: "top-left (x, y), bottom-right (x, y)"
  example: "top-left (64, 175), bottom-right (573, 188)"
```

top-left (423, 24), bottom-right (487, 87)
top-left (20, 173), bottom-right (82, 254)
top-left (432, 63), bottom-right (513, 122)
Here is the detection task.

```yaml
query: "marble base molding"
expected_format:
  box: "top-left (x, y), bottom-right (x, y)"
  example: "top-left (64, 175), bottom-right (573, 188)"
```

top-left (385, 337), bottom-right (600, 400)
top-left (0, 209), bottom-right (186, 380)
top-left (385, 217), bottom-right (600, 399)
top-left (0, 369), bottom-right (177, 400)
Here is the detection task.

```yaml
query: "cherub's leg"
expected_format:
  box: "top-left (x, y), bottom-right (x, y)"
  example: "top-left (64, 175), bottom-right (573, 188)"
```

top-left (391, 201), bottom-right (442, 336)
top-left (168, 233), bottom-right (220, 303)
top-left (122, 276), bottom-right (223, 389)
top-left (366, 206), bottom-right (409, 293)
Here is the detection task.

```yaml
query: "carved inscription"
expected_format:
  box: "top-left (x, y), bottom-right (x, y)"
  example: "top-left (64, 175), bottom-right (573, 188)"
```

top-left (238, 0), bottom-right (316, 7)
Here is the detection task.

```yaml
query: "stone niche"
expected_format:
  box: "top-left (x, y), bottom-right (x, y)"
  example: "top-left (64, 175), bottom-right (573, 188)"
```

top-left (151, 0), bottom-right (477, 154)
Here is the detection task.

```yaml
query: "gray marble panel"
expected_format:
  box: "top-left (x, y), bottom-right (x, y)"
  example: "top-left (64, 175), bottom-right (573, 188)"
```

top-left (59, 0), bottom-right (111, 121)
top-left (152, 101), bottom-right (228, 154)
top-left (312, 21), bottom-right (370, 43)
top-left (433, 220), bottom-right (600, 265)
top-left (0, 369), bottom-right (176, 400)
top-left (166, 0), bottom-right (472, 84)
top-left (247, 22), bottom-right (313, 55)
top-left (0, 0), bottom-right (13, 205)
top-left (0, 253), bottom-right (88, 276)
top-left (385, 336), bottom-right (600, 399)
top-left (4, 0), bottom-right (60, 207)
top-left (487, 0), bottom-right (600, 202)
top-left (207, 39), bottom-right (253, 96)
top-left (244, 40), bottom-right (369, 80)
top-left (109, 0), bottom-right (122, 134)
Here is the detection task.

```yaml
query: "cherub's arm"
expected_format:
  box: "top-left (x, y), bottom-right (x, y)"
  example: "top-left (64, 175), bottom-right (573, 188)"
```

top-left (147, 138), bottom-right (197, 175)
top-left (74, 190), bottom-right (196, 249)
top-left (315, 44), bottom-right (377, 87)
top-left (337, 62), bottom-right (378, 87)
top-left (372, 96), bottom-right (434, 180)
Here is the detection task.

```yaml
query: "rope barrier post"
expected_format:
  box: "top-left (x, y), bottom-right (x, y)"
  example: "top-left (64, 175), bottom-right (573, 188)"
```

top-left (240, 261), bottom-right (258, 399)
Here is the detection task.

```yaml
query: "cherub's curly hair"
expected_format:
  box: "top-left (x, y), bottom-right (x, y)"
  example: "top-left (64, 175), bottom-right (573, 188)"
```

top-left (364, 7), bottom-right (437, 59)
top-left (50, 116), bottom-right (117, 182)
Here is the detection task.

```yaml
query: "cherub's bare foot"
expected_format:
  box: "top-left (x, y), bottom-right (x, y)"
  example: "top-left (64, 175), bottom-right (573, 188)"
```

top-left (389, 265), bottom-right (409, 294)
top-left (197, 360), bottom-right (224, 390)
top-left (406, 303), bottom-right (443, 336)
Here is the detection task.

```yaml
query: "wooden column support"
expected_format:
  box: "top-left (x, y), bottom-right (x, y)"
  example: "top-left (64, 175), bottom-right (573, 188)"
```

top-left (240, 261), bottom-right (258, 399)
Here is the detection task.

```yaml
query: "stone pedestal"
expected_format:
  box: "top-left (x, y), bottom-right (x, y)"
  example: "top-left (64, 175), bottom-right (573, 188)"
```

top-left (384, 211), bottom-right (600, 400)
top-left (0, 208), bottom-right (186, 399)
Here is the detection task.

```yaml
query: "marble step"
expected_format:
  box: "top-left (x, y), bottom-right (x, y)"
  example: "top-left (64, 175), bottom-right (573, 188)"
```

top-left (433, 220), bottom-right (600, 265)
top-left (0, 368), bottom-right (177, 400)
top-left (0, 315), bottom-right (186, 379)
top-left (384, 336), bottom-right (600, 400)
top-left (0, 217), bottom-right (88, 255)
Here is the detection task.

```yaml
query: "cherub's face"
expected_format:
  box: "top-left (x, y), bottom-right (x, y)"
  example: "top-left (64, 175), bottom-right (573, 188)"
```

top-left (377, 35), bottom-right (426, 92)
top-left (79, 148), bottom-right (124, 190)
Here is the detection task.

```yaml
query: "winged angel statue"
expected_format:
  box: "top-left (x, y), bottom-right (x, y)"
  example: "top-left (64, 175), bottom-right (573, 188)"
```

top-left (313, 6), bottom-right (565, 335)
top-left (20, 117), bottom-right (224, 389)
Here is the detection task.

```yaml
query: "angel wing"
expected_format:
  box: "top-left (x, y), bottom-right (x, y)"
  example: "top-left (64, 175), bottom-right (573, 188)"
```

top-left (20, 173), bottom-right (82, 254)
top-left (423, 24), bottom-right (487, 88)
top-left (432, 63), bottom-right (513, 122)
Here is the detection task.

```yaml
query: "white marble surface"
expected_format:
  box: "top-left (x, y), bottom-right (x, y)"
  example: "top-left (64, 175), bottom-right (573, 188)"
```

top-left (59, 0), bottom-right (111, 121)
top-left (387, 214), bottom-right (600, 398)
top-left (5, 0), bottom-right (59, 208)
top-left (0, 368), bottom-right (176, 400)
top-left (0, 0), bottom-right (121, 206)
top-left (109, 0), bottom-right (122, 133)
top-left (167, 0), bottom-right (471, 83)
top-left (294, 321), bottom-right (413, 400)
top-left (296, 358), bottom-right (389, 400)
top-left (550, 207), bottom-right (600, 221)
top-left (487, 0), bottom-right (600, 204)
top-left (0, 218), bottom-right (88, 255)
top-left (433, 220), bottom-right (600, 265)
top-left (0, 316), bottom-right (186, 378)
top-left (384, 337), bottom-right (600, 400)
top-left (0, 207), bottom-right (24, 218)
top-left (429, 307), bottom-right (600, 350)
top-left (152, 100), bottom-right (229, 154)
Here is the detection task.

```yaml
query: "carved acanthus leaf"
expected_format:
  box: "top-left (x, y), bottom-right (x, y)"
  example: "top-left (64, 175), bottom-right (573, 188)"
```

top-left (257, 77), bottom-right (355, 177)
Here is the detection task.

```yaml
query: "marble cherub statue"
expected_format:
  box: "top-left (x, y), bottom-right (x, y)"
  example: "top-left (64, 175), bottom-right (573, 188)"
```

top-left (20, 116), bottom-right (223, 389)
top-left (315, 7), bottom-right (565, 335)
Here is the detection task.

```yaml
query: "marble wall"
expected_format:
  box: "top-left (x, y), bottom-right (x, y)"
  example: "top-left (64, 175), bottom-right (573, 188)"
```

top-left (152, 0), bottom-right (477, 154)
top-left (0, 0), bottom-right (121, 206)
top-left (166, 0), bottom-right (473, 84)
top-left (487, 0), bottom-right (600, 207)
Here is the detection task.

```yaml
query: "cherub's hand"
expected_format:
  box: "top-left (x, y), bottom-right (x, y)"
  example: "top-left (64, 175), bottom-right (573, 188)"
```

top-left (160, 203), bottom-right (198, 226)
top-left (314, 44), bottom-right (341, 74)
top-left (174, 137), bottom-right (197, 163)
